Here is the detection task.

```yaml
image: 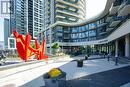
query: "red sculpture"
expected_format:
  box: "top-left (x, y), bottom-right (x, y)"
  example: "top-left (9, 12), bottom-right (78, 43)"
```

top-left (13, 30), bottom-right (48, 62)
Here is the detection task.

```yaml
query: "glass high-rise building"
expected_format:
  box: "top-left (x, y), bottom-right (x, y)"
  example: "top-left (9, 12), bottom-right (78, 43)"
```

top-left (42, 0), bottom-right (86, 53)
top-left (10, 0), bottom-right (44, 38)
top-left (43, 0), bottom-right (86, 27)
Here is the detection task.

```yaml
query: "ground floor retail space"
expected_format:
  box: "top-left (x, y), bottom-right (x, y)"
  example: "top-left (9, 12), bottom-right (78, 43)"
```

top-left (47, 34), bottom-right (130, 59)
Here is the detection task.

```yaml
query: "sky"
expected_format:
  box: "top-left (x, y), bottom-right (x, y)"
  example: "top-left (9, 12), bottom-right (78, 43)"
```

top-left (85, 0), bottom-right (107, 19)
top-left (0, 0), bottom-right (107, 41)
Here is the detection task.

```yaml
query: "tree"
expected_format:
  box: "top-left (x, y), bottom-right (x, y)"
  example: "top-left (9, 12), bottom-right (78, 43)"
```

top-left (52, 42), bottom-right (60, 54)
top-left (52, 42), bottom-right (59, 49)
top-left (30, 41), bottom-right (35, 49)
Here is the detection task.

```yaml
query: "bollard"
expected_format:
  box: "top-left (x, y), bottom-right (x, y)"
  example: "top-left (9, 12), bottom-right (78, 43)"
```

top-left (107, 54), bottom-right (110, 61)
top-left (115, 55), bottom-right (118, 66)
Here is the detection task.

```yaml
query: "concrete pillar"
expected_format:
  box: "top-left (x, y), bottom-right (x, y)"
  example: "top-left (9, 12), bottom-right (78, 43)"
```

top-left (108, 45), bottom-right (109, 54)
top-left (125, 35), bottom-right (130, 57)
top-left (49, 29), bottom-right (52, 54)
top-left (115, 40), bottom-right (118, 57)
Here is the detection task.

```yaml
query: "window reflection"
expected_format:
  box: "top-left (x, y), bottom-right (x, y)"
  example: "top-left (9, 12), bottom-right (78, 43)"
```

top-left (72, 27), bottom-right (78, 33)
top-left (52, 16), bottom-right (110, 43)
top-left (85, 31), bottom-right (89, 37)
top-left (71, 33), bottom-right (78, 39)
top-left (79, 26), bottom-right (86, 32)
top-left (86, 25), bottom-right (89, 30)
top-left (89, 30), bottom-right (96, 37)
top-left (89, 23), bottom-right (97, 29)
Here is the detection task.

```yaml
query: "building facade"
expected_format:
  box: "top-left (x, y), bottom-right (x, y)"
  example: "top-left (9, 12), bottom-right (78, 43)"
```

top-left (0, 0), bottom-right (10, 49)
top-left (43, 0), bottom-right (86, 28)
top-left (42, 0), bottom-right (86, 53)
top-left (45, 0), bottom-right (130, 59)
top-left (10, 0), bottom-right (44, 38)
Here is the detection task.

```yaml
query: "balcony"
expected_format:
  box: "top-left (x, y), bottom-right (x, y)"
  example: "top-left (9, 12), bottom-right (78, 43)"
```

top-left (97, 23), bottom-right (107, 27)
top-left (106, 16), bottom-right (113, 22)
top-left (109, 20), bottom-right (121, 27)
top-left (109, 3), bottom-right (120, 15)
top-left (99, 31), bottom-right (107, 35)
top-left (106, 27), bottom-right (114, 31)
top-left (56, 9), bottom-right (78, 17)
top-left (109, 16), bottom-right (121, 27)
top-left (56, 15), bottom-right (66, 19)
top-left (56, 4), bottom-right (66, 8)
top-left (118, 0), bottom-right (130, 16)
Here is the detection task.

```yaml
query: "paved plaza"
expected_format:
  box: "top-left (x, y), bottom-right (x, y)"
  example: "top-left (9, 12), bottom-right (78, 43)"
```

top-left (66, 65), bottom-right (130, 87)
top-left (0, 55), bottom-right (130, 87)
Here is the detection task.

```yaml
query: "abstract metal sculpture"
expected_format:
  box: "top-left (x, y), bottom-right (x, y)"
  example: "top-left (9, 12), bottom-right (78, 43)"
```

top-left (13, 30), bottom-right (48, 62)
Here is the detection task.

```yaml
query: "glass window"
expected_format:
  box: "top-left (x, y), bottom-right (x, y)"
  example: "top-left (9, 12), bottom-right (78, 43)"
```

top-left (57, 33), bottom-right (63, 37)
top-left (89, 37), bottom-right (96, 41)
top-left (96, 21), bottom-right (100, 25)
top-left (46, 30), bottom-right (50, 35)
top-left (79, 33), bottom-right (82, 38)
top-left (89, 23), bottom-right (97, 29)
top-left (86, 25), bottom-right (89, 30)
top-left (1, 1), bottom-right (10, 14)
top-left (85, 31), bottom-right (89, 37)
top-left (72, 27), bottom-right (78, 33)
top-left (89, 30), bottom-right (96, 37)
top-left (56, 26), bottom-right (63, 32)
top-left (8, 38), bottom-right (16, 49)
top-left (79, 26), bottom-right (86, 32)
top-left (99, 18), bottom-right (105, 23)
top-left (82, 33), bottom-right (86, 38)
top-left (79, 27), bottom-right (82, 32)
top-left (71, 33), bottom-right (78, 39)
top-left (78, 32), bottom-right (86, 38)
top-left (64, 27), bottom-right (70, 33)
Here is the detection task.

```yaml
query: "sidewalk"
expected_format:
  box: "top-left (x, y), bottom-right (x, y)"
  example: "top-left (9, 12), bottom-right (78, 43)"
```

top-left (59, 58), bottom-right (130, 87)
top-left (66, 65), bottom-right (130, 87)
top-left (59, 59), bottom-right (130, 80)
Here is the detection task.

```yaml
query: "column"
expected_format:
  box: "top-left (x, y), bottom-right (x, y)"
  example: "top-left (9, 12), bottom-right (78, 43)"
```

top-left (108, 43), bottom-right (110, 54)
top-left (115, 40), bottom-right (118, 57)
top-left (125, 35), bottom-right (130, 57)
top-left (49, 29), bottom-right (52, 54)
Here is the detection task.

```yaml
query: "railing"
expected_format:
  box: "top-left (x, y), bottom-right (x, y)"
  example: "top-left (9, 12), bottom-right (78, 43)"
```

top-left (118, 0), bottom-right (130, 11)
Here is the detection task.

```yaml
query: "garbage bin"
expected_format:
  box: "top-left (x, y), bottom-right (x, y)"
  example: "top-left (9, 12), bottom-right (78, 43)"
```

top-left (77, 59), bottom-right (83, 67)
top-left (43, 68), bottom-right (66, 87)
top-left (85, 55), bottom-right (88, 60)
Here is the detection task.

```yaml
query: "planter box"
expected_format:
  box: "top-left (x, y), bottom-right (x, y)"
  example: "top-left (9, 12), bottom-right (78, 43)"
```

top-left (43, 72), bottom-right (66, 87)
